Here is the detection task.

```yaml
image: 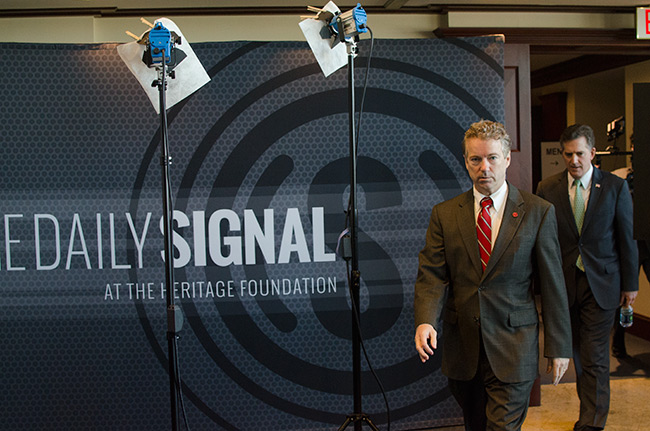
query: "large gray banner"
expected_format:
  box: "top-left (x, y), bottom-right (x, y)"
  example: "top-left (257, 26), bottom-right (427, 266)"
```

top-left (0, 37), bottom-right (504, 430)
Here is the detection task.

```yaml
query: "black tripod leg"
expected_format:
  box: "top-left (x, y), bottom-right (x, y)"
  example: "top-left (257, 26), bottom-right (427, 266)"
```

top-left (338, 414), bottom-right (380, 431)
top-left (362, 415), bottom-right (380, 431)
top-left (338, 415), bottom-right (353, 431)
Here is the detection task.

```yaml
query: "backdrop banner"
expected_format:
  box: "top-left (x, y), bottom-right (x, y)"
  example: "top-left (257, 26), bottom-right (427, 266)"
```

top-left (0, 37), bottom-right (504, 430)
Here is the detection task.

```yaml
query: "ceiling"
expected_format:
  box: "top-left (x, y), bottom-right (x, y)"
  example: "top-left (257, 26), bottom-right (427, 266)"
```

top-left (3, 0), bottom-right (649, 85)
top-left (0, 0), bottom-right (645, 14)
top-left (0, 0), bottom-right (646, 6)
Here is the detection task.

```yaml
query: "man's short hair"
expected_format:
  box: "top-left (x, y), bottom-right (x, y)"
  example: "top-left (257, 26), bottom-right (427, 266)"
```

top-left (462, 120), bottom-right (511, 157)
top-left (559, 124), bottom-right (595, 150)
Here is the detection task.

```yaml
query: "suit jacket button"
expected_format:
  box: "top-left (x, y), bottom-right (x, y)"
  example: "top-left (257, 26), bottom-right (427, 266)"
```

top-left (473, 316), bottom-right (480, 326)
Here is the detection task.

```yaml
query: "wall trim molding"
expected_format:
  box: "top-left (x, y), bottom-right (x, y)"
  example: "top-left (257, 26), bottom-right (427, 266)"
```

top-left (0, 4), bottom-right (639, 19)
top-left (434, 28), bottom-right (650, 54)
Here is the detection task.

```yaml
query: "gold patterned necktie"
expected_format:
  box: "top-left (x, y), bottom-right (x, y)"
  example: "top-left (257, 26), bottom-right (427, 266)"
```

top-left (573, 179), bottom-right (585, 271)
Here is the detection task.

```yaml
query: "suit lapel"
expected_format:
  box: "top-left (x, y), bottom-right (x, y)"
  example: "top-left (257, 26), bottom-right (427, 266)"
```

top-left (457, 190), bottom-right (483, 276)
top-left (552, 171), bottom-right (579, 237)
top-left (483, 183), bottom-right (525, 278)
top-left (582, 167), bottom-right (602, 233)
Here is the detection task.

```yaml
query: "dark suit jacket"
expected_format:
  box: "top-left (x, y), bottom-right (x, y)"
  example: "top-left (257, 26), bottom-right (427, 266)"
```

top-left (536, 168), bottom-right (638, 309)
top-left (414, 183), bottom-right (572, 383)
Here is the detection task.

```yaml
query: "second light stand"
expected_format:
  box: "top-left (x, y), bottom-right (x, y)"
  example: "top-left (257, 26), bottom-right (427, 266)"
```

top-left (338, 36), bottom-right (379, 431)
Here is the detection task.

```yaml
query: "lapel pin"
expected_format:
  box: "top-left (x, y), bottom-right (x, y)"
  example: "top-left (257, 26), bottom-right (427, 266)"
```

top-left (512, 212), bottom-right (519, 218)
top-left (595, 183), bottom-right (601, 188)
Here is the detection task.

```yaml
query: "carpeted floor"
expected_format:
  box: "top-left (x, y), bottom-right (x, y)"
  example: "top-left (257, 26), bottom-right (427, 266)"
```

top-left (524, 377), bottom-right (650, 430)
top-left (524, 331), bottom-right (650, 431)
top-left (424, 332), bottom-right (650, 431)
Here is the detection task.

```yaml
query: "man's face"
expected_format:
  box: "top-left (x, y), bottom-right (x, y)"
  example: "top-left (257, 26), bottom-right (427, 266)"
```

top-left (562, 136), bottom-right (595, 179)
top-left (464, 137), bottom-right (511, 196)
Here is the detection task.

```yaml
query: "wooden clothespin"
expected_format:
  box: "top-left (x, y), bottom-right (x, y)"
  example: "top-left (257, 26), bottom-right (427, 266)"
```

top-left (125, 31), bottom-right (140, 41)
top-left (140, 18), bottom-right (155, 28)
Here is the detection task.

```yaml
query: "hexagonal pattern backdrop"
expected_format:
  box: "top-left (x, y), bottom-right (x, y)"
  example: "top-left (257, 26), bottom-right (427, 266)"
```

top-left (0, 36), bottom-right (504, 430)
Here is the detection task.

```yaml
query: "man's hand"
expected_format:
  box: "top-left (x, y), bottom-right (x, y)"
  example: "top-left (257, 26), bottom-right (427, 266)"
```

top-left (414, 323), bottom-right (437, 363)
top-left (620, 290), bottom-right (638, 307)
top-left (546, 357), bottom-right (570, 385)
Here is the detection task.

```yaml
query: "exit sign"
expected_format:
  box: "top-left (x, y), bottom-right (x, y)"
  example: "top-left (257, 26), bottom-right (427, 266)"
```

top-left (637, 7), bottom-right (650, 39)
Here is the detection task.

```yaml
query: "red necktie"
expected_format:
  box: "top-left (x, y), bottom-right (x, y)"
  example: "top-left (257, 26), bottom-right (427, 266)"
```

top-left (477, 197), bottom-right (493, 271)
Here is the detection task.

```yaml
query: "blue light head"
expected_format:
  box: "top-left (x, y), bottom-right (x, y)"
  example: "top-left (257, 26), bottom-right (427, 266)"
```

top-left (148, 22), bottom-right (173, 64)
top-left (329, 3), bottom-right (368, 39)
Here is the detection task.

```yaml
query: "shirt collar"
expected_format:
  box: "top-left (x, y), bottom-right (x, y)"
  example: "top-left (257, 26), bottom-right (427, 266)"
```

top-left (568, 164), bottom-right (594, 189)
top-left (473, 181), bottom-right (508, 212)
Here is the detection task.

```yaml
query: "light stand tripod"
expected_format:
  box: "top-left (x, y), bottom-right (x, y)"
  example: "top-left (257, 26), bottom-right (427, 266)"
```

top-left (337, 20), bottom-right (379, 431)
top-left (118, 18), bottom-right (208, 431)
top-left (152, 46), bottom-right (184, 431)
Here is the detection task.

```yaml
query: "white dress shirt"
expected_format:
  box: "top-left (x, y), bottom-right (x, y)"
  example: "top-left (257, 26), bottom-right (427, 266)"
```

top-left (568, 164), bottom-right (593, 209)
top-left (473, 181), bottom-right (508, 245)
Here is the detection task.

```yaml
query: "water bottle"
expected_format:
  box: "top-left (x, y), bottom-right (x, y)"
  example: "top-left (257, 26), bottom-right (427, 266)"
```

top-left (620, 305), bottom-right (633, 328)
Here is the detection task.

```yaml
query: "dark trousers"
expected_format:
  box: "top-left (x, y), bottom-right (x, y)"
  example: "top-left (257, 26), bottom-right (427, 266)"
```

top-left (448, 338), bottom-right (535, 431)
top-left (571, 270), bottom-right (616, 430)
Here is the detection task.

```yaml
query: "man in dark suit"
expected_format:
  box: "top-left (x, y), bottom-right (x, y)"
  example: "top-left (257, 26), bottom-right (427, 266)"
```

top-left (536, 123), bottom-right (638, 431)
top-left (414, 120), bottom-right (572, 431)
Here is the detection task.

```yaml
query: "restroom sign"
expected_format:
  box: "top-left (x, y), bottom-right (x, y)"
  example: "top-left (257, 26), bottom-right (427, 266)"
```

top-left (637, 7), bottom-right (650, 39)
